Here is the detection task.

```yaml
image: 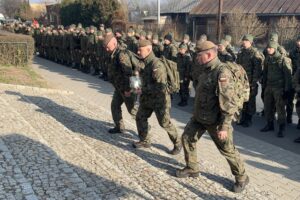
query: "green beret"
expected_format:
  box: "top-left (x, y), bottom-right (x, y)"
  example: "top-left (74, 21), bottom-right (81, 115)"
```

top-left (267, 41), bottom-right (278, 49)
top-left (195, 41), bottom-right (216, 53)
top-left (138, 39), bottom-right (152, 47)
top-left (103, 34), bottom-right (115, 47)
top-left (242, 34), bottom-right (254, 42)
top-left (179, 43), bottom-right (188, 49)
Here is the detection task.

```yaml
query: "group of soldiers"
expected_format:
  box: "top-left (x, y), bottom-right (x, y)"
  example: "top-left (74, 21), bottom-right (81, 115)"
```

top-left (9, 21), bottom-right (300, 193)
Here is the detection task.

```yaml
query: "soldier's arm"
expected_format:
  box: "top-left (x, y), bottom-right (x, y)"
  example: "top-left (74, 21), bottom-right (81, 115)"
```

top-left (152, 60), bottom-right (167, 93)
top-left (251, 51), bottom-right (264, 86)
top-left (262, 59), bottom-right (268, 88)
top-left (119, 51), bottom-right (134, 92)
top-left (171, 45), bottom-right (178, 62)
top-left (282, 57), bottom-right (293, 92)
top-left (218, 67), bottom-right (236, 131)
top-left (185, 55), bottom-right (192, 79)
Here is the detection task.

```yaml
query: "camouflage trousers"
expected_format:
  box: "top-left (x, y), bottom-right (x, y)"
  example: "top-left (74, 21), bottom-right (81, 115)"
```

top-left (179, 80), bottom-right (190, 102)
top-left (136, 94), bottom-right (180, 145)
top-left (264, 86), bottom-right (286, 124)
top-left (182, 117), bottom-right (247, 181)
top-left (241, 83), bottom-right (258, 116)
top-left (111, 90), bottom-right (138, 130)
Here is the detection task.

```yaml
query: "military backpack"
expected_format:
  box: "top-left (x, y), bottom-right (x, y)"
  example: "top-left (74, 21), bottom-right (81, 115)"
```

top-left (159, 56), bottom-right (180, 94)
top-left (220, 61), bottom-right (250, 121)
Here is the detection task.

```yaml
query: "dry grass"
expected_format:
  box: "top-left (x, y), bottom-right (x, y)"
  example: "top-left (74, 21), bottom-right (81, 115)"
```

top-left (0, 65), bottom-right (49, 88)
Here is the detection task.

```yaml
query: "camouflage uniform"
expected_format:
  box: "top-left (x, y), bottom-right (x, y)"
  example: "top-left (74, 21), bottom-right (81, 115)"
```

top-left (261, 42), bottom-right (292, 137)
top-left (179, 56), bottom-right (247, 184)
top-left (109, 46), bottom-right (140, 131)
top-left (177, 45), bottom-right (192, 106)
top-left (290, 40), bottom-right (300, 127)
top-left (163, 43), bottom-right (178, 62)
top-left (218, 50), bottom-right (234, 63)
top-left (136, 51), bottom-right (180, 147)
top-left (236, 38), bottom-right (264, 126)
top-left (126, 35), bottom-right (138, 53)
top-left (152, 34), bottom-right (164, 58)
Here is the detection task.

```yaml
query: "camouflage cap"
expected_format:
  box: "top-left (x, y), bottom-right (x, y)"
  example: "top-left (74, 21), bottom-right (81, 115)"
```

top-left (183, 34), bottom-right (190, 40)
top-left (147, 31), bottom-right (153, 36)
top-left (152, 34), bottom-right (159, 40)
top-left (77, 23), bottom-right (82, 28)
top-left (105, 28), bottom-right (112, 33)
top-left (140, 31), bottom-right (146, 37)
top-left (242, 34), bottom-right (254, 42)
top-left (224, 35), bottom-right (232, 42)
top-left (138, 39), bottom-right (152, 47)
top-left (100, 24), bottom-right (104, 27)
top-left (218, 39), bottom-right (227, 46)
top-left (103, 34), bottom-right (115, 47)
top-left (179, 43), bottom-right (188, 49)
top-left (269, 32), bottom-right (279, 42)
top-left (195, 41), bottom-right (216, 53)
top-left (128, 28), bottom-right (135, 33)
top-left (267, 41), bottom-right (278, 49)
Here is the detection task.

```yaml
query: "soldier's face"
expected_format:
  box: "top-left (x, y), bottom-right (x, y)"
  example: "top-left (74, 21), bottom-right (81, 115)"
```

top-left (106, 38), bottom-right (117, 53)
top-left (296, 40), bottom-right (300, 48)
top-left (183, 39), bottom-right (189, 44)
top-left (218, 44), bottom-right (225, 52)
top-left (267, 47), bottom-right (275, 55)
top-left (152, 39), bottom-right (158, 44)
top-left (179, 48), bottom-right (187, 55)
top-left (196, 49), bottom-right (215, 65)
top-left (138, 46), bottom-right (152, 59)
top-left (164, 39), bottom-right (171, 45)
top-left (242, 40), bottom-right (252, 49)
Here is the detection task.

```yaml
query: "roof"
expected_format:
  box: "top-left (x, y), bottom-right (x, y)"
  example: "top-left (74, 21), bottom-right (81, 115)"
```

top-left (161, 0), bottom-right (201, 14)
top-left (190, 0), bottom-right (300, 16)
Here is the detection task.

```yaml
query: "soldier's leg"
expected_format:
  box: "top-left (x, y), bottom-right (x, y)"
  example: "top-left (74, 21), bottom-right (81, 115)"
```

top-left (207, 125), bottom-right (246, 181)
top-left (274, 89), bottom-right (287, 137)
top-left (183, 80), bottom-right (190, 103)
top-left (243, 83), bottom-right (258, 127)
top-left (154, 105), bottom-right (180, 146)
top-left (296, 95), bottom-right (300, 129)
top-left (261, 87), bottom-right (276, 132)
top-left (123, 93), bottom-right (138, 119)
top-left (111, 90), bottom-right (125, 130)
top-left (136, 103), bottom-right (153, 144)
top-left (286, 89), bottom-right (295, 123)
top-left (176, 117), bottom-right (205, 177)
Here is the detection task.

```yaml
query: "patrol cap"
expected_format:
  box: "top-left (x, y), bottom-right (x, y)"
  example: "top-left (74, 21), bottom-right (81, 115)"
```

top-left (128, 28), bottom-right (135, 33)
top-left (267, 41), bottom-right (278, 49)
top-left (100, 24), bottom-right (104, 27)
top-left (152, 34), bottom-right (159, 40)
top-left (242, 34), bottom-right (254, 42)
top-left (164, 34), bottom-right (172, 42)
top-left (179, 43), bottom-right (188, 49)
top-left (138, 39), bottom-right (152, 47)
top-left (140, 31), bottom-right (146, 37)
top-left (183, 34), bottom-right (190, 40)
top-left (195, 40), bottom-right (216, 53)
top-left (224, 35), bottom-right (232, 42)
top-left (269, 32), bottom-right (279, 42)
top-left (147, 31), bottom-right (153, 36)
top-left (218, 39), bottom-right (227, 46)
top-left (103, 34), bottom-right (115, 47)
top-left (105, 28), bottom-right (112, 33)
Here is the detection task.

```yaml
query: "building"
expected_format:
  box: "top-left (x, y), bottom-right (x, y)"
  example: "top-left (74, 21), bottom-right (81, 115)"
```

top-left (46, 3), bottom-right (61, 26)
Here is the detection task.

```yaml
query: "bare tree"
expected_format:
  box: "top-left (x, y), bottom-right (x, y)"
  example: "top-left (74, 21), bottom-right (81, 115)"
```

top-left (0, 0), bottom-right (23, 18)
top-left (271, 16), bottom-right (300, 48)
top-left (223, 10), bottom-right (267, 46)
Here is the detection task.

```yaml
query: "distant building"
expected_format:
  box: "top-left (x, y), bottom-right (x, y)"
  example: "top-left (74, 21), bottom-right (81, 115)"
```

top-left (45, 3), bottom-right (61, 26)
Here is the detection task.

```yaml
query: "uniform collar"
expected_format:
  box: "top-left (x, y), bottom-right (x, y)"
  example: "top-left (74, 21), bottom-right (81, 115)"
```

top-left (143, 51), bottom-right (155, 65)
top-left (203, 57), bottom-right (221, 71)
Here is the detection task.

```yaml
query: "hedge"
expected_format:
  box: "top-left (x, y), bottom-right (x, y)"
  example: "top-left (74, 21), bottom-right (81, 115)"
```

top-left (0, 31), bottom-right (34, 66)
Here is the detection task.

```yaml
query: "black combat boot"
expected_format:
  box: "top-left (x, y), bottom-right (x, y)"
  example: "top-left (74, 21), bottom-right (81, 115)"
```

top-left (233, 175), bottom-right (249, 193)
top-left (176, 167), bottom-right (200, 178)
top-left (277, 124), bottom-right (285, 138)
top-left (242, 114), bottom-right (252, 128)
top-left (260, 121), bottom-right (274, 132)
top-left (108, 127), bottom-right (124, 134)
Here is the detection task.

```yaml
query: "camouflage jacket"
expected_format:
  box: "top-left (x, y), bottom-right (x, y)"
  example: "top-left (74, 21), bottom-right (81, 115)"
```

top-left (126, 36), bottom-right (138, 53)
top-left (152, 43), bottom-right (164, 58)
top-left (218, 50), bottom-right (234, 63)
top-left (262, 51), bottom-right (292, 91)
top-left (225, 44), bottom-right (236, 61)
top-left (177, 52), bottom-right (192, 80)
top-left (193, 57), bottom-right (236, 131)
top-left (162, 43), bottom-right (178, 62)
top-left (237, 46), bottom-right (264, 86)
